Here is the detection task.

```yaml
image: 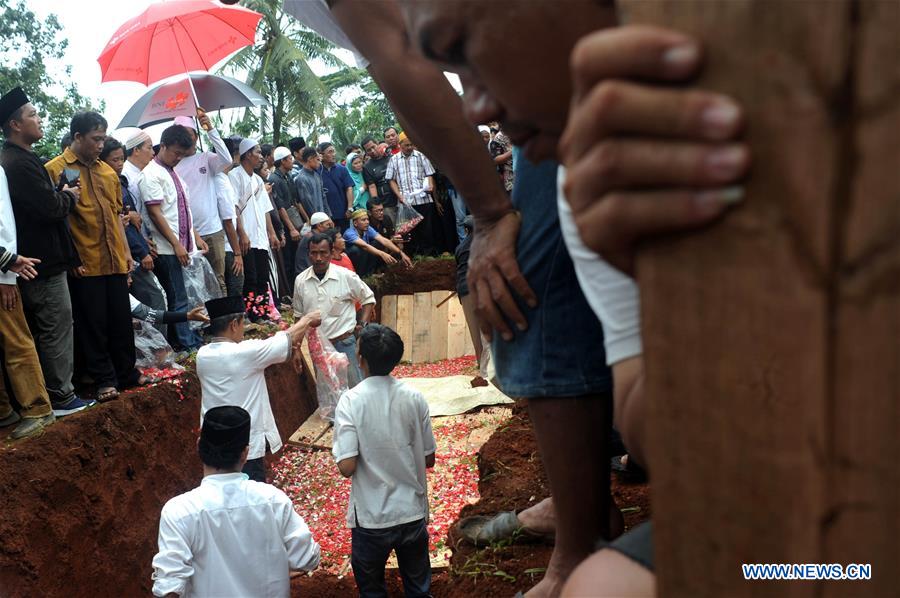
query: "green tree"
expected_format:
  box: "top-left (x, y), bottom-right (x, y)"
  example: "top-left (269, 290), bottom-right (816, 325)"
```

top-left (321, 77), bottom-right (398, 153)
top-left (0, 0), bottom-right (103, 158)
top-left (223, 0), bottom-right (365, 145)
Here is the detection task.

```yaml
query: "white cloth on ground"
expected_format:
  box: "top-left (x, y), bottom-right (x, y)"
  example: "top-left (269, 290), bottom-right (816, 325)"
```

top-left (151, 472), bottom-right (320, 598)
top-left (557, 166), bottom-right (642, 365)
top-left (197, 332), bottom-right (291, 459)
top-left (332, 376), bottom-right (436, 529)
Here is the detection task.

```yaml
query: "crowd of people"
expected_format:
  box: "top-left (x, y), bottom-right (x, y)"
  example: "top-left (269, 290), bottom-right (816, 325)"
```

top-left (0, 81), bottom-right (513, 441)
top-left (1, 0), bottom-right (758, 594)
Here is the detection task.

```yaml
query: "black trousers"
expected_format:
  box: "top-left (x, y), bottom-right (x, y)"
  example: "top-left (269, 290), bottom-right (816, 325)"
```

top-left (68, 274), bottom-right (138, 389)
top-left (242, 248), bottom-right (271, 320)
top-left (281, 236), bottom-right (298, 298)
top-left (407, 202), bottom-right (439, 257)
top-left (242, 457), bottom-right (267, 482)
top-left (346, 244), bottom-right (381, 278)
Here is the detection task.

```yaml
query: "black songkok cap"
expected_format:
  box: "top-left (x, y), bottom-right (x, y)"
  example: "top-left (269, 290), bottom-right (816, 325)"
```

top-left (205, 296), bottom-right (245, 320)
top-left (0, 87), bottom-right (29, 126)
top-left (200, 406), bottom-right (251, 454)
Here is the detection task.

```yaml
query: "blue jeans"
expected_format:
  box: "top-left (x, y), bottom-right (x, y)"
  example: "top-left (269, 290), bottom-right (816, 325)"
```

top-left (154, 254), bottom-right (202, 350)
top-left (447, 186), bottom-right (467, 242)
top-left (351, 519), bottom-right (431, 598)
top-left (332, 335), bottom-right (363, 388)
top-left (491, 150), bottom-right (612, 397)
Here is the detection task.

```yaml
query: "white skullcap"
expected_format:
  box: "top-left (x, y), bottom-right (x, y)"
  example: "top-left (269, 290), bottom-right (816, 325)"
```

top-left (309, 212), bottom-right (330, 226)
top-left (238, 137), bottom-right (259, 157)
top-left (113, 127), bottom-right (152, 151)
top-left (273, 146), bottom-right (291, 162)
top-left (174, 116), bottom-right (196, 130)
top-left (477, 125), bottom-right (490, 134)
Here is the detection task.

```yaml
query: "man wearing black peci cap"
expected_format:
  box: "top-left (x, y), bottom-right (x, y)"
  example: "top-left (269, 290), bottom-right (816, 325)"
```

top-left (0, 86), bottom-right (92, 416)
top-left (151, 405), bottom-right (321, 597)
top-left (196, 296), bottom-right (321, 482)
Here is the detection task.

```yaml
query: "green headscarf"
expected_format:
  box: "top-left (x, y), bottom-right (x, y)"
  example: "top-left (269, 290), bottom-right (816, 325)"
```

top-left (346, 152), bottom-right (369, 210)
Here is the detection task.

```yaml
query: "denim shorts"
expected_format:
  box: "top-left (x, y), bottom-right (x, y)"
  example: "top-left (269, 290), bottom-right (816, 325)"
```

top-left (491, 151), bottom-right (612, 398)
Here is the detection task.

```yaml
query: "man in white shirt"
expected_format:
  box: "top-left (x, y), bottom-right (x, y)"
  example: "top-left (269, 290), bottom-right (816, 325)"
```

top-left (292, 232), bottom-right (376, 388)
top-left (197, 295), bottom-right (321, 482)
top-left (332, 323), bottom-right (436, 597)
top-left (120, 127), bottom-right (153, 234)
top-left (173, 115), bottom-right (242, 296)
top-left (385, 132), bottom-right (438, 256)
top-left (152, 405), bottom-right (321, 597)
top-left (227, 138), bottom-right (279, 320)
top-left (140, 125), bottom-right (208, 351)
top-left (0, 164), bottom-right (56, 439)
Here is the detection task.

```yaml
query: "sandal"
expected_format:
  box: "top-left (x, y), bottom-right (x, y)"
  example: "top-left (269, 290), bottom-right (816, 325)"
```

top-left (456, 511), bottom-right (554, 547)
top-left (96, 387), bottom-right (119, 403)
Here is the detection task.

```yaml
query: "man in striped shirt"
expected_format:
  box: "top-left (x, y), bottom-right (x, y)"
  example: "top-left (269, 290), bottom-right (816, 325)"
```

top-left (386, 133), bottom-right (438, 256)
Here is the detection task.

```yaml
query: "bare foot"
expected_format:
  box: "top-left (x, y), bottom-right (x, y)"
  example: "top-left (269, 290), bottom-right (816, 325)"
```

top-left (518, 497), bottom-right (556, 534)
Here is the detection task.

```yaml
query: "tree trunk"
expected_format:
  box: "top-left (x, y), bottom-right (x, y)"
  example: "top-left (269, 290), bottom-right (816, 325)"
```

top-left (619, 1), bottom-right (900, 595)
top-left (273, 78), bottom-right (285, 146)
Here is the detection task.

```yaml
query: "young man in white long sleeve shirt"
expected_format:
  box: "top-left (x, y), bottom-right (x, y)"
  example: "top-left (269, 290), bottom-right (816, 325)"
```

top-left (152, 405), bottom-right (320, 598)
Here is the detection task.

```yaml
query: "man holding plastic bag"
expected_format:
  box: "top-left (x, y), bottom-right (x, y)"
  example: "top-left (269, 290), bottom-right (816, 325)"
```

top-left (385, 133), bottom-right (437, 256)
top-left (293, 232), bottom-right (376, 403)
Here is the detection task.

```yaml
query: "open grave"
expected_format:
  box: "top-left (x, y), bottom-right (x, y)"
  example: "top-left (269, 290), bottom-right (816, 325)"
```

top-left (0, 257), bottom-right (650, 596)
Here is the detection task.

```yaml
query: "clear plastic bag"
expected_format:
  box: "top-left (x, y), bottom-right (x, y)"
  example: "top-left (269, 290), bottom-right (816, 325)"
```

top-left (395, 203), bottom-right (424, 236)
top-left (306, 328), bottom-right (349, 421)
top-left (182, 253), bottom-right (222, 328)
top-left (133, 319), bottom-right (176, 369)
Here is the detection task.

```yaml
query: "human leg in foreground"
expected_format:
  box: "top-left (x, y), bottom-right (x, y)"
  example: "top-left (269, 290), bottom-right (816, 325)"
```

top-left (0, 283), bottom-right (56, 439)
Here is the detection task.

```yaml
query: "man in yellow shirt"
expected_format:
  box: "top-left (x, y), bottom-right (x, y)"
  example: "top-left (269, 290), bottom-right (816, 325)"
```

top-left (45, 112), bottom-right (138, 402)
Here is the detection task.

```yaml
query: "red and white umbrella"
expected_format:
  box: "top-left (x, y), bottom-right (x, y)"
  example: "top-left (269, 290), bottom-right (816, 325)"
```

top-left (98, 0), bottom-right (262, 86)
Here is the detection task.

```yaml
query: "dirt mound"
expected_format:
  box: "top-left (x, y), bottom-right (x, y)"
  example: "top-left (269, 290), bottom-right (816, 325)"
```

top-left (0, 357), bottom-right (318, 597)
top-left (368, 257), bottom-right (456, 300)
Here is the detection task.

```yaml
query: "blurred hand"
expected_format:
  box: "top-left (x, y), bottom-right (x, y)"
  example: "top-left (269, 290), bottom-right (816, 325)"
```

top-left (70, 266), bottom-right (86, 278)
top-left (400, 253), bottom-right (412, 268)
top-left (559, 25), bottom-right (749, 274)
top-left (380, 251), bottom-right (398, 265)
top-left (9, 255), bottom-right (40, 280)
top-left (196, 237), bottom-right (209, 255)
top-left (290, 228), bottom-right (301, 242)
top-left (232, 254), bottom-right (244, 276)
top-left (140, 255), bottom-right (154, 271)
top-left (303, 310), bottom-right (322, 328)
top-left (469, 211), bottom-right (537, 342)
top-left (175, 244), bottom-right (190, 267)
top-left (0, 284), bottom-right (18, 310)
top-left (62, 184), bottom-right (81, 200)
top-left (187, 306), bottom-right (210, 323)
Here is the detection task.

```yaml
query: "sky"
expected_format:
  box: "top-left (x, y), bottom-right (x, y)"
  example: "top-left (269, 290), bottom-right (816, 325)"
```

top-left (24, 0), bottom-right (462, 143)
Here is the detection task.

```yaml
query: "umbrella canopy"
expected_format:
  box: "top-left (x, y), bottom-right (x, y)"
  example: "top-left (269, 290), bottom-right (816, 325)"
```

top-left (98, 0), bottom-right (262, 86)
top-left (117, 73), bottom-right (267, 129)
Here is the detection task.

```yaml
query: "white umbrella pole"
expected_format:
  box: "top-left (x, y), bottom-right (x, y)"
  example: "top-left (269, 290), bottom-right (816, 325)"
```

top-left (187, 74), bottom-right (205, 153)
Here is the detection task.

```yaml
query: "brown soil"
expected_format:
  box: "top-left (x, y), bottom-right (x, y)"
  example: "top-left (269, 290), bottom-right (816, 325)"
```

top-left (0, 358), bottom-right (318, 597)
top-left (368, 258), bottom-right (456, 300)
top-left (293, 401), bottom-right (652, 597)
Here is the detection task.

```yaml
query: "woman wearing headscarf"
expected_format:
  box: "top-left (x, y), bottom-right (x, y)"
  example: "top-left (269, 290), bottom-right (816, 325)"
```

top-left (346, 152), bottom-right (370, 211)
